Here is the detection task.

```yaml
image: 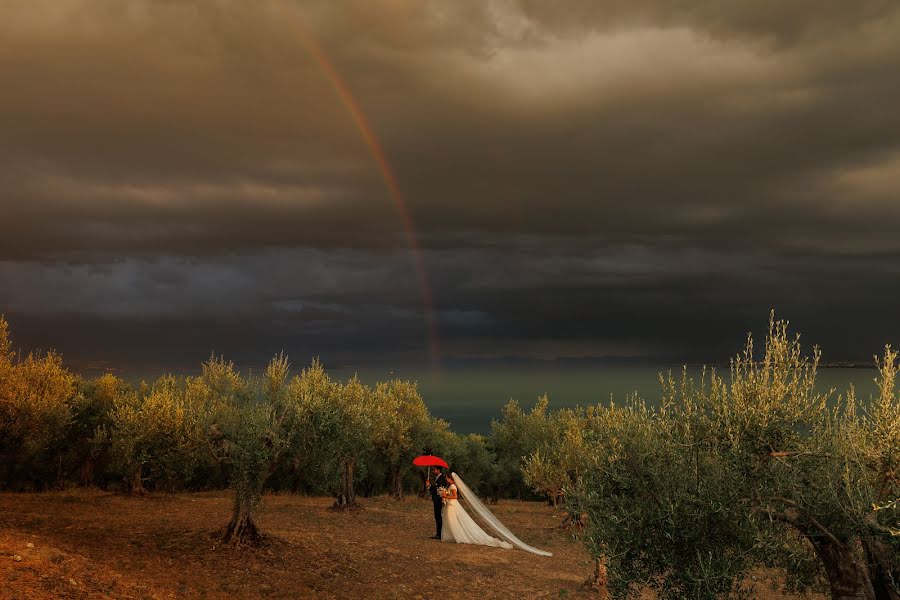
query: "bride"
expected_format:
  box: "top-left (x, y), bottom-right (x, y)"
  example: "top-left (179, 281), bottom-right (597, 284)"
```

top-left (439, 472), bottom-right (552, 556)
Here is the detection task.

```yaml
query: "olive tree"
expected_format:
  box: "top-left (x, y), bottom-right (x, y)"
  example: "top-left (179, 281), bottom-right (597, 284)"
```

top-left (436, 432), bottom-right (497, 498)
top-left (108, 374), bottom-right (206, 494)
top-left (328, 376), bottom-right (376, 507)
top-left (0, 316), bottom-right (76, 489)
top-left (370, 379), bottom-right (432, 500)
top-left (290, 368), bottom-right (375, 508)
top-left (523, 407), bottom-right (589, 509)
top-left (203, 353), bottom-right (298, 545)
top-left (489, 395), bottom-right (557, 500)
top-left (66, 373), bottom-right (127, 486)
top-left (573, 316), bottom-right (899, 600)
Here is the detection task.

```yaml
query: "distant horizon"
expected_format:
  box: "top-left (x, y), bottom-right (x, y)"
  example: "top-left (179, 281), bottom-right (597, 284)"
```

top-left (63, 354), bottom-right (881, 381)
top-left (56, 361), bottom-right (882, 436)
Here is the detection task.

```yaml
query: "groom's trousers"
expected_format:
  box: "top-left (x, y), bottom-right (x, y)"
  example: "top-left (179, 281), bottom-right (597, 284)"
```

top-left (433, 499), bottom-right (442, 537)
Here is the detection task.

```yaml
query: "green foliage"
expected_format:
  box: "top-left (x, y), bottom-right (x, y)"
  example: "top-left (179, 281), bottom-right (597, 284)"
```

top-left (109, 374), bottom-right (207, 492)
top-left (64, 373), bottom-right (128, 486)
top-left (572, 315), bottom-right (900, 599)
top-left (489, 395), bottom-right (557, 498)
top-left (437, 432), bottom-right (496, 497)
top-left (370, 379), bottom-right (433, 499)
top-left (0, 316), bottom-right (77, 487)
top-left (202, 354), bottom-right (295, 524)
top-left (522, 407), bottom-right (589, 507)
top-left (288, 365), bottom-right (377, 504)
top-left (285, 359), bottom-right (339, 491)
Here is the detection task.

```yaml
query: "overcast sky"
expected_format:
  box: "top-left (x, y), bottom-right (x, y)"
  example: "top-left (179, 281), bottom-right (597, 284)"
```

top-left (2, 0), bottom-right (900, 373)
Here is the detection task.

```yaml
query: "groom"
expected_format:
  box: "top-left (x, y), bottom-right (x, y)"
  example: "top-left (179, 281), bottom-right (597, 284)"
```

top-left (427, 465), bottom-right (447, 539)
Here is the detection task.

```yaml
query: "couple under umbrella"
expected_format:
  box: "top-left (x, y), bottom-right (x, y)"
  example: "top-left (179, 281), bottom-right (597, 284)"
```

top-left (413, 455), bottom-right (551, 556)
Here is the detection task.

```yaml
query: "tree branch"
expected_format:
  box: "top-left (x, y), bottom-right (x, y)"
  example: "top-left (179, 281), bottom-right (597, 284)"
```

top-left (767, 497), bottom-right (846, 549)
top-left (807, 515), bottom-right (845, 549)
top-left (766, 451), bottom-right (832, 459)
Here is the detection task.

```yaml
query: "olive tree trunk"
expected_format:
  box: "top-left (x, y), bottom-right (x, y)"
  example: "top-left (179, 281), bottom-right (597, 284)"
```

top-left (128, 464), bottom-right (146, 495)
top-left (391, 465), bottom-right (403, 500)
top-left (581, 556), bottom-right (610, 599)
top-left (862, 520), bottom-right (900, 600)
top-left (221, 491), bottom-right (262, 546)
top-left (333, 459), bottom-right (358, 508)
top-left (418, 470), bottom-right (428, 498)
top-left (773, 505), bottom-right (883, 600)
top-left (80, 458), bottom-right (95, 487)
top-left (811, 538), bottom-right (877, 600)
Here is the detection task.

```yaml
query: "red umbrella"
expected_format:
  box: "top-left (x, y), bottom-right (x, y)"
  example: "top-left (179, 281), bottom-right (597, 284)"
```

top-left (412, 455), bottom-right (449, 468)
top-left (413, 455), bottom-right (449, 493)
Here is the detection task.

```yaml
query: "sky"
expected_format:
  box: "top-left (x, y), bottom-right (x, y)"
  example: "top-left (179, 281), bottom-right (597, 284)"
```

top-left (2, 0), bottom-right (900, 374)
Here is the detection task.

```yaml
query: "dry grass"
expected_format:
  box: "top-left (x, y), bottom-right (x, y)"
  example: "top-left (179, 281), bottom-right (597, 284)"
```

top-left (0, 490), bottom-right (824, 599)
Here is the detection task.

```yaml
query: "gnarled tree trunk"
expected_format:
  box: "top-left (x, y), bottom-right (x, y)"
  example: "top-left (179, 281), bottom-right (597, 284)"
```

top-left (581, 556), bottom-right (610, 599)
top-left (80, 457), bottom-right (95, 487)
top-left (775, 505), bottom-right (880, 600)
top-left (862, 520), bottom-right (900, 600)
top-left (221, 492), bottom-right (262, 546)
top-left (810, 538), bottom-right (876, 600)
top-left (863, 539), bottom-right (899, 600)
top-left (128, 465), bottom-right (146, 495)
top-left (391, 466), bottom-right (403, 501)
top-left (333, 459), bottom-right (358, 508)
top-left (418, 470), bottom-right (428, 498)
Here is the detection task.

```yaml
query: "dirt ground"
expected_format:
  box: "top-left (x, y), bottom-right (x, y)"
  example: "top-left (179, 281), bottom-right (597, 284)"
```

top-left (0, 490), bottom-right (824, 599)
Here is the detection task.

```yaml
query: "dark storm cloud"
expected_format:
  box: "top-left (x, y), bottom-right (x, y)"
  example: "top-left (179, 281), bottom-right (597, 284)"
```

top-left (2, 1), bottom-right (900, 367)
top-left (511, 0), bottom-right (899, 45)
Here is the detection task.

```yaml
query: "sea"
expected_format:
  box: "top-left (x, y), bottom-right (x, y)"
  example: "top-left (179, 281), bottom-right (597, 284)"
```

top-left (330, 365), bottom-right (881, 434)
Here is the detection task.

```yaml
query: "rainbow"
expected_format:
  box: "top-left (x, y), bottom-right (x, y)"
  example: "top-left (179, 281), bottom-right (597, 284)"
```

top-left (273, 2), bottom-right (440, 373)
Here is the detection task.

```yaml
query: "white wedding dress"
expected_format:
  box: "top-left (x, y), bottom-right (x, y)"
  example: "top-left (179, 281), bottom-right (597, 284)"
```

top-left (440, 472), bottom-right (552, 556)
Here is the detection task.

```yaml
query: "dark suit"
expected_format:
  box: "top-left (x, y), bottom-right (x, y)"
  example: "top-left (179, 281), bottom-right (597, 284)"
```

top-left (430, 472), bottom-right (447, 537)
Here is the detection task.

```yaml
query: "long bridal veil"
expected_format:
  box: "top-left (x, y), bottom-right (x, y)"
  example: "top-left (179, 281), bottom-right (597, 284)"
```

top-left (451, 472), bottom-right (553, 556)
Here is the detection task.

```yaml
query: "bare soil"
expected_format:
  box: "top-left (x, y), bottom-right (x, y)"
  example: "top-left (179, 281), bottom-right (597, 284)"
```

top-left (0, 490), bottom-right (823, 599)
